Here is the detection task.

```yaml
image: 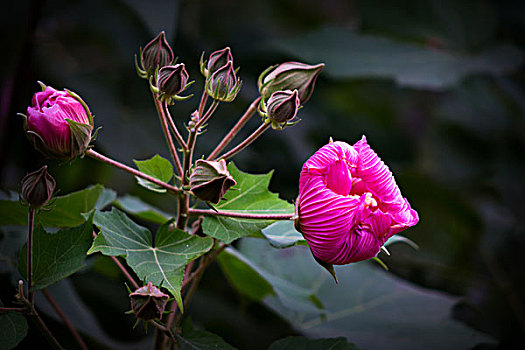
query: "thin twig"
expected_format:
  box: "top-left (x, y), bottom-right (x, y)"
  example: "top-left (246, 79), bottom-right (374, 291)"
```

top-left (92, 232), bottom-right (140, 289)
top-left (42, 289), bottom-right (89, 350)
top-left (207, 97), bottom-right (261, 160)
top-left (85, 149), bottom-right (181, 195)
top-left (0, 307), bottom-right (28, 313)
top-left (154, 94), bottom-right (184, 177)
top-left (188, 208), bottom-right (293, 220)
top-left (27, 208), bottom-right (35, 305)
top-left (195, 100), bottom-right (219, 129)
top-left (218, 123), bottom-right (270, 160)
top-left (162, 102), bottom-right (188, 150)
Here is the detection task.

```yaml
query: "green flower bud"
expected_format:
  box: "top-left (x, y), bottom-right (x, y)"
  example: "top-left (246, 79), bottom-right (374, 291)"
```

top-left (258, 61), bottom-right (324, 104)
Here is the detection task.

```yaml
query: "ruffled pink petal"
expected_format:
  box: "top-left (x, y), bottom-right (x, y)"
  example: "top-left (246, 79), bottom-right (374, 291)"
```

top-left (297, 137), bottom-right (419, 265)
top-left (353, 136), bottom-right (403, 208)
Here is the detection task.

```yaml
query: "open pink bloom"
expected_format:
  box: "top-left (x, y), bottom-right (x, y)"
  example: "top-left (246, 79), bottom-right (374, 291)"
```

top-left (296, 137), bottom-right (419, 265)
top-left (26, 86), bottom-right (93, 158)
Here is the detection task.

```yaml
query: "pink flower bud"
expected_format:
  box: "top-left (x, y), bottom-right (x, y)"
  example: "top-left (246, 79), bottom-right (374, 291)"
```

top-left (296, 137), bottom-right (419, 265)
top-left (258, 61), bottom-right (324, 104)
top-left (129, 282), bottom-right (169, 321)
top-left (20, 165), bottom-right (56, 209)
top-left (25, 85), bottom-right (94, 159)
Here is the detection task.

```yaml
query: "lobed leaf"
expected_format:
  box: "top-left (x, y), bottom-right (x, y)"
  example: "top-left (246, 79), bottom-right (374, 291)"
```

top-left (202, 163), bottom-right (294, 244)
top-left (88, 208), bottom-right (213, 311)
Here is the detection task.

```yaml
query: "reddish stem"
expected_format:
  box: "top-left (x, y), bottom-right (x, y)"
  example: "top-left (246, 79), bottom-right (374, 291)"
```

top-left (188, 208), bottom-right (293, 220)
top-left (218, 123), bottom-right (270, 160)
top-left (207, 97), bottom-right (261, 160)
top-left (86, 149), bottom-right (181, 195)
top-left (42, 289), bottom-right (89, 350)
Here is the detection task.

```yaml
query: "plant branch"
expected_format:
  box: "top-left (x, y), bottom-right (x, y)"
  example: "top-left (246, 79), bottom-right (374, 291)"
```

top-left (17, 289), bottom-right (65, 350)
top-left (0, 307), bottom-right (28, 313)
top-left (195, 100), bottom-right (219, 130)
top-left (188, 208), bottom-right (293, 220)
top-left (27, 207), bottom-right (35, 305)
top-left (161, 101), bottom-right (188, 150)
top-left (92, 232), bottom-right (140, 289)
top-left (153, 94), bottom-right (184, 177)
top-left (207, 97), bottom-right (261, 160)
top-left (218, 122), bottom-right (270, 160)
top-left (42, 289), bottom-right (89, 350)
top-left (86, 149), bottom-right (181, 195)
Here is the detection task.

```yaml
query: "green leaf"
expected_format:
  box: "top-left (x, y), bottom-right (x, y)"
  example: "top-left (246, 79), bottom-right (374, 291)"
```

top-left (176, 330), bottom-right (237, 350)
top-left (133, 154), bottom-right (174, 193)
top-left (219, 247), bottom-right (323, 312)
top-left (237, 238), bottom-right (495, 350)
top-left (95, 188), bottom-right (117, 210)
top-left (0, 299), bottom-right (28, 350)
top-left (262, 221), bottom-right (307, 248)
top-left (217, 248), bottom-right (275, 301)
top-left (18, 214), bottom-right (94, 290)
top-left (0, 185), bottom-right (105, 227)
top-left (114, 195), bottom-right (171, 224)
top-left (88, 208), bottom-right (213, 311)
top-left (202, 163), bottom-right (294, 244)
top-left (269, 27), bottom-right (524, 90)
top-left (269, 336), bottom-right (361, 350)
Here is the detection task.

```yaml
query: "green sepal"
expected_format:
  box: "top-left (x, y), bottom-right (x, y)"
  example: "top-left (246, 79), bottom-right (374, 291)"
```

top-left (313, 255), bottom-right (338, 284)
top-left (372, 256), bottom-right (389, 271)
top-left (66, 119), bottom-right (93, 158)
top-left (37, 80), bottom-right (47, 91)
top-left (65, 89), bottom-right (93, 126)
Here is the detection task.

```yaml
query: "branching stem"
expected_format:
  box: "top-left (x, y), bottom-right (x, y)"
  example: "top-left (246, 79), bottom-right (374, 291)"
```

top-left (218, 123), bottom-right (270, 160)
top-left (27, 208), bottom-right (35, 305)
top-left (207, 97), bottom-right (261, 160)
top-left (86, 149), bottom-right (181, 196)
top-left (42, 289), bottom-right (89, 350)
top-left (188, 208), bottom-right (293, 220)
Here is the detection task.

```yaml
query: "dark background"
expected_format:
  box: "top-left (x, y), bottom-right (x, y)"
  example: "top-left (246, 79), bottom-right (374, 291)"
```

top-left (1, 0), bottom-right (524, 349)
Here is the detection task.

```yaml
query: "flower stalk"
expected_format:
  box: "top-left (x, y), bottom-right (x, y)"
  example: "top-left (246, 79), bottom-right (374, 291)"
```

top-left (42, 289), bottom-right (89, 350)
top-left (27, 208), bottom-right (35, 305)
top-left (85, 149), bottom-right (181, 195)
top-left (207, 97), bottom-right (261, 160)
top-left (218, 122), bottom-right (270, 160)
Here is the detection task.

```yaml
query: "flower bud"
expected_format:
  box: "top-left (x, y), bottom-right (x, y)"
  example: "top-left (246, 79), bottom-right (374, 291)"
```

top-left (258, 62), bottom-right (324, 104)
top-left (205, 61), bottom-right (242, 102)
top-left (190, 159), bottom-right (237, 204)
top-left (260, 89), bottom-right (300, 129)
top-left (157, 64), bottom-right (190, 99)
top-left (141, 32), bottom-right (174, 77)
top-left (204, 47), bottom-right (233, 77)
top-left (24, 84), bottom-right (94, 159)
top-left (129, 282), bottom-right (169, 321)
top-left (20, 166), bottom-right (56, 209)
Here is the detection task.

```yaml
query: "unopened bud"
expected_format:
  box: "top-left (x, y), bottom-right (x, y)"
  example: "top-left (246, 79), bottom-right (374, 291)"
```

top-left (141, 32), bottom-right (174, 77)
top-left (157, 64), bottom-right (190, 100)
top-left (129, 282), bottom-right (169, 321)
top-left (20, 166), bottom-right (56, 208)
top-left (190, 159), bottom-right (236, 204)
top-left (258, 62), bottom-right (324, 104)
top-left (205, 61), bottom-right (242, 102)
top-left (204, 47), bottom-right (233, 78)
